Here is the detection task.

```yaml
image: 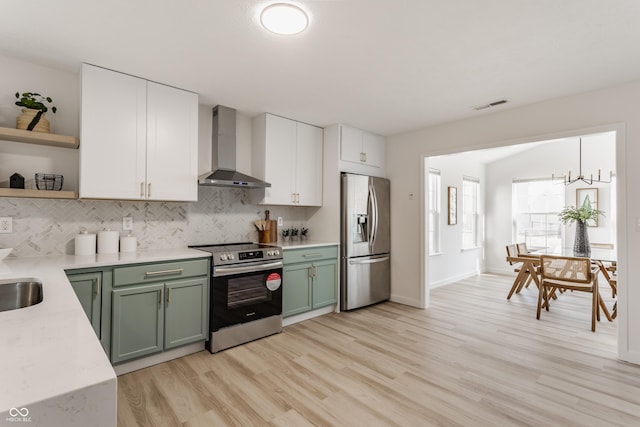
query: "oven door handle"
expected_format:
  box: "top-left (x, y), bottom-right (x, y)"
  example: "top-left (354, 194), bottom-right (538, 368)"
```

top-left (214, 261), bottom-right (283, 277)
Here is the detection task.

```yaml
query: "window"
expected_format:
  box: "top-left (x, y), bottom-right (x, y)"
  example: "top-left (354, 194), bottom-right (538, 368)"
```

top-left (428, 169), bottom-right (441, 254)
top-left (462, 177), bottom-right (480, 249)
top-left (512, 179), bottom-right (564, 252)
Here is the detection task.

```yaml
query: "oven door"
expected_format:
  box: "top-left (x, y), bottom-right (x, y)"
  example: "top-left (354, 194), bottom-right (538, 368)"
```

top-left (212, 260), bottom-right (283, 331)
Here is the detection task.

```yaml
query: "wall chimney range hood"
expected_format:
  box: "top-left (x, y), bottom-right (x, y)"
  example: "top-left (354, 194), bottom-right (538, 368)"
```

top-left (198, 105), bottom-right (270, 188)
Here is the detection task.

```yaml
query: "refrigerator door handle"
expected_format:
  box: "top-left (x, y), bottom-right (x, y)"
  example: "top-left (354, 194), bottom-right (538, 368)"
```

top-left (368, 183), bottom-right (379, 251)
top-left (349, 255), bottom-right (390, 265)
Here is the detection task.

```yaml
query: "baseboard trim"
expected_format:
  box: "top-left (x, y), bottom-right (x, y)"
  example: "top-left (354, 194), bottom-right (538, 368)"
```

top-left (429, 271), bottom-right (479, 289)
top-left (619, 350), bottom-right (640, 365)
top-left (390, 294), bottom-right (424, 308)
top-left (113, 341), bottom-right (205, 376)
top-left (283, 305), bottom-right (337, 326)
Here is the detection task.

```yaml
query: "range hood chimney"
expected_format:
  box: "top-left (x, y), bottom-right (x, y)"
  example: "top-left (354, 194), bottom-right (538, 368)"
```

top-left (198, 105), bottom-right (270, 188)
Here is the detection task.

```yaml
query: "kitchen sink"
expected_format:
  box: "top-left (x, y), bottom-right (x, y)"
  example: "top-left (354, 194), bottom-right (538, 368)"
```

top-left (0, 278), bottom-right (43, 312)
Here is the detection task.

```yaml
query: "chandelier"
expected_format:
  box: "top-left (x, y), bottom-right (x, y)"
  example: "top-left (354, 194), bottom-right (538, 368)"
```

top-left (552, 138), bottom-right (613, 186)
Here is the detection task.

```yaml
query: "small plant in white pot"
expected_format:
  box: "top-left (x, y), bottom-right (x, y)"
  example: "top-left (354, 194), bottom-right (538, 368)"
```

top-left (15, 91), bottom-right (58, 133)
top-left (290, 227), bottom-right (299, 241)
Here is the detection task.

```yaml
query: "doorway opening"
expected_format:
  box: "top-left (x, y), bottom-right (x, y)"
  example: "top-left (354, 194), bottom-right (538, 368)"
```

top-left (422, 129), bottom-right (619, 344)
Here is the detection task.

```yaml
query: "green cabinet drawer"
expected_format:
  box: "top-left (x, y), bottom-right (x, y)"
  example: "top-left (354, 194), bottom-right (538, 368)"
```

top-left (283, 245), bottom-right (338, 264)
top-left (113, 258), bottom-right (208, 287)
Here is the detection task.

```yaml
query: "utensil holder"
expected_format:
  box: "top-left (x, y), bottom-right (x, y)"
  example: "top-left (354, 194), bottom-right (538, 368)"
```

top-left (258, 230), bottom-right (271, 244)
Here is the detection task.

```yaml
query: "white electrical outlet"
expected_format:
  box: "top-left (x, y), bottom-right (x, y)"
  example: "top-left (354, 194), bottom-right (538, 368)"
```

top-left (277, 217), bottom-right (283, 227)
top-left (0, 217), bottom-right (12, 234)
top-left (123, 216), bottom-right (133, 231)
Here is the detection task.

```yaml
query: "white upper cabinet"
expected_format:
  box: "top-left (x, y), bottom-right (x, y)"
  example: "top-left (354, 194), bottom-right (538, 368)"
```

top-left (145, 82), bottom-right (198, 201)
top-left (361, 131), bottom-right (384, 168)
top-left (295, 121), bottom-right (323, 206)
top-left (340, 124), bottom-right (385, 169)
top-left (252, 113), bottom-right (323, 206)
top-left (80, 64), bottom-right (198, 201)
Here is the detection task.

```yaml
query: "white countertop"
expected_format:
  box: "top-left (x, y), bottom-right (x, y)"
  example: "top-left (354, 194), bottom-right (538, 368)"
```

top-left (276, 240), bottom-right (339, 250)
top-left (0, 248), bottom-right (210, 413)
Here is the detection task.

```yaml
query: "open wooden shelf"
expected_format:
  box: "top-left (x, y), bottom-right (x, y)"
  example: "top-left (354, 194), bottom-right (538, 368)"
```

top-left (0, 126), bottom-right (79, 149)
top-left (0, 188), bottom-right (78, 200)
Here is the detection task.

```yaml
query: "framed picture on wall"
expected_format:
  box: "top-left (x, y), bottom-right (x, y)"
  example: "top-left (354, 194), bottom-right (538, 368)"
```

top-left (448, 186), bottom-right (457, 225)
top-left (576, 187), bottom-right (599, 227)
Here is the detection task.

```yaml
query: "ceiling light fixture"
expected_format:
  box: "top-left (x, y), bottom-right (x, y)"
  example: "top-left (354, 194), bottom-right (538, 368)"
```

top-left (260, 3), bottom-right (309, 35)
top-left (552, 138), bottom-right (613, 186)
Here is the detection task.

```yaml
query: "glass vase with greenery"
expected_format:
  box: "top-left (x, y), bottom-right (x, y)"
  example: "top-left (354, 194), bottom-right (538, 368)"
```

top-left (558, 196), bottom-right (604, 256)
top-left (558, 196), bottom-right (604, 225)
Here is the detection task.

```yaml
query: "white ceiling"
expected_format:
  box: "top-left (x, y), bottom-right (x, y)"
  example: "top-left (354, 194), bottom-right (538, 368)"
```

top-left (2, 0), bottom-right (640, 136)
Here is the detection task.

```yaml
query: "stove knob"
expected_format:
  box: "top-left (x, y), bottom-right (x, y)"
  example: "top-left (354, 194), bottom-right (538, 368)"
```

top-left (267, 250), bottom-right (273, 256)
top-left (275, 250), bottom-right (280, 256)
top-left (228, 254), bottom-right (235, 260)
top-left (220, 254), bottom-right (228, 261)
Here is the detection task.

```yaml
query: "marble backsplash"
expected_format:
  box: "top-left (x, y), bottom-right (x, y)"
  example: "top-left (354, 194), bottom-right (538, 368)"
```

top-left (0, 187), bottom-right (310, 258)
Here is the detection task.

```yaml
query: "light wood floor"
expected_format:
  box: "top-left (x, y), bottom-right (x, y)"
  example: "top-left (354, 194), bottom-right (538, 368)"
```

top-left (117, 273), bottom-right (640, 426)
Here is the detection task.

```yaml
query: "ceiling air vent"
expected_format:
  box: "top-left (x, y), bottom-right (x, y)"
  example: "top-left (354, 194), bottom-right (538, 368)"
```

top-left (472, 99), bottom-right (508, 111)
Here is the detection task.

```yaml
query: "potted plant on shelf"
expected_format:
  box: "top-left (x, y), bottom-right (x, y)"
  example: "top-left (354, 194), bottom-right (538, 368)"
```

top-left (281, 228), bottom-right (290, 242)
top-left (15, 91), bottom-right (58, 133)
top-left (558, 195), bottom-right (604, 257)
top-left (290, 227), bottom-right (299, 241)
top-left (300, 227), bottom-right (309, 240)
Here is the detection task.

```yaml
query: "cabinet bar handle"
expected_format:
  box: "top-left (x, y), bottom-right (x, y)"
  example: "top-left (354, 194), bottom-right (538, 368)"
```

top-left (159, 289), bottom-right (163, 306)
top-left (166, 288), bottom-right (171, 304)
top-left (145, 268), bottom-right (184, 277)
top-left (148, 183), bottom-right (152, 198)
top-left (94, 277), bottom-right (101, 296)
top-left (302, 253), bottom-right (323, 258)
top-left (140, 182), bottom-right (144, 197)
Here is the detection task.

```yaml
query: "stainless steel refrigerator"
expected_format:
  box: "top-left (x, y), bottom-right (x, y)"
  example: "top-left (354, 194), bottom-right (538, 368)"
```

top-left (340, 173), bottom-right (391, 310)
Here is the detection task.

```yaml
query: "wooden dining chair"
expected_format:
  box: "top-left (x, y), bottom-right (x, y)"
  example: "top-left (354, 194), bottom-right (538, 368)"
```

top-left (609, 273), bottom-right (618, 319)
top-left (516, 242), bottom-right (530, 256)
top-left (506, 244), bottom-right (534, 298)
top-left (537, 255), bottom-right (600, 331)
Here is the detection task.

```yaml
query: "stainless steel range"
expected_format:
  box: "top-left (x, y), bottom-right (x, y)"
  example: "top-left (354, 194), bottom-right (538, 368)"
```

top-left (190, 242), bottom-right (283, 353)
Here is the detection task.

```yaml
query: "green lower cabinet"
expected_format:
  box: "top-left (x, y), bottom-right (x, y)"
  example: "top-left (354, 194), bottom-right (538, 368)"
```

top-left (311, 259), bottom-right (338, 309)
top-left (67, 257), bottom-right (208, 365)
top-left (164, 277), bottom-right (209, 349)
top-left (283, 250), bottom-right (338, 318)
top-left (283, 264), bottom-right (313, 317)
top-left (67, 271), bottom-right (102, 337)
top-left (112, 283), bottom-right (165, 364)
top-left (111, 276), bottom-right (209, 364)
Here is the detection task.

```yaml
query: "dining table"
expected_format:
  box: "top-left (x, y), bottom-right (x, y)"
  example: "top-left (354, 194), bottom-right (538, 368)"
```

top-left (505, 247), bottom-right (616, 321)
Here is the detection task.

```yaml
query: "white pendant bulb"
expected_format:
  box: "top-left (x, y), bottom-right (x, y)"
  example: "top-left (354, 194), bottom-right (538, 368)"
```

top-left (260, 3), bottom-right (309, 35)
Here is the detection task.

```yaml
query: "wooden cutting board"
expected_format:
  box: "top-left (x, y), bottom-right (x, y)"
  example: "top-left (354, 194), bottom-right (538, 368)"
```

top-left (265, 210), bottom-right (278, 243)
top-left (269, 220), bottom-right (277, 242)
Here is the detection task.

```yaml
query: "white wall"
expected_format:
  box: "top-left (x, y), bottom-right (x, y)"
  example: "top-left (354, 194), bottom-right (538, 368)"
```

top-left (0, 55), bottom-right (80, 190)
top-left (427, 155), bottom-right (486, 288)
top-left (386, 80), bottom-right (638, 363)
top-left (485, 133), bottom-right (616, 274)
